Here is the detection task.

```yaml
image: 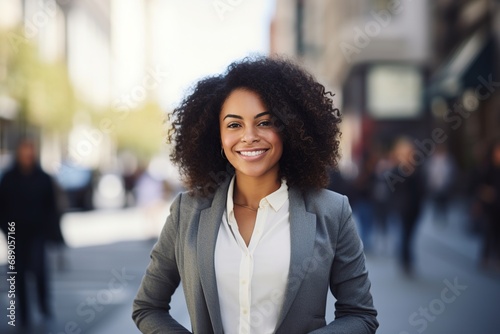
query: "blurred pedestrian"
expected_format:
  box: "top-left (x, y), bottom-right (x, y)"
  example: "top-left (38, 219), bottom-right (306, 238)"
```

top-left (133, 57), bottom-right (378, 333)
top-left (467, 141), bottom-right (488, 235)
top-left (423, 144), bottom-right (456, 225)
top-left (326, 167), bottom-right (352, 198)
top-left (0, 139), bottom-right (58, 326)
top-left (121, 152), bottom-right (140, 208)
top-left (390, 138), bottom-right (425, 275)
top-left (135, 163), bottom-right (167, 239)
top-left (352, 151), bottom-right (377, 252)
top-left (478, 138), bottom-right (500, 271)
top-left (372, 149), bottom-right (394, 255)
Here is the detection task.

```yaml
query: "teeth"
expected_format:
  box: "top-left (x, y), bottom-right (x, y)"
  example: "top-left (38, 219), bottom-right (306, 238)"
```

top-left (240, 150), bottom-right (266, 157)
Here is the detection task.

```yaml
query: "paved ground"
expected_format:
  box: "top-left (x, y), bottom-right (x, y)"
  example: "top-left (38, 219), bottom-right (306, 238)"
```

top-left (1, 199), bottom-right (499, 333)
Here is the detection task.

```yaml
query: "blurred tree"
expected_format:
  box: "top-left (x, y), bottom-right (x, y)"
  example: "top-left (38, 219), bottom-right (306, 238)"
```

top-left (1, 28), bottom-right (164, 162)
top-left (0, 28), bottom-right (76, 132)
top-left (110, 100), bottom-right (165, 158)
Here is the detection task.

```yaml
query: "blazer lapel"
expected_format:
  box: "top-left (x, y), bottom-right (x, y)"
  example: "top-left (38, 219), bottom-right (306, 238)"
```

top-left (275, 187), bottom-right (317, 330)
top-left (197, 178), bottom-right (231, 333)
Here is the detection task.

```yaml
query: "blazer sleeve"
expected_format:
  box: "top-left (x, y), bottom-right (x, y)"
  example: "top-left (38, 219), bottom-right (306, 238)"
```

top-left (132, 193), bottom-right (192, 334)
top-left (311, 195), bottom-right (378, 334)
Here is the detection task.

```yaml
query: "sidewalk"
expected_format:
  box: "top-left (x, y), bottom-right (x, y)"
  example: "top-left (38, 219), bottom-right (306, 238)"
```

top-left (0, 204), bottom-right (171, 334)
top-left (371, 198), bottom-right (500, 333)
top-left (0, 239), bottom-right (156, 334)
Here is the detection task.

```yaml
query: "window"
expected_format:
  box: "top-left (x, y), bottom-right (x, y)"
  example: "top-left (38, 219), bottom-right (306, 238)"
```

top-left (367, 65), bottom-right (423, 119)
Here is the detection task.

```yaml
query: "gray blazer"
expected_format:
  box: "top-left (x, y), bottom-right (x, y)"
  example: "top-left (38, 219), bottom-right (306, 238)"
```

top-left (132, 178), bottom-right (378, 333)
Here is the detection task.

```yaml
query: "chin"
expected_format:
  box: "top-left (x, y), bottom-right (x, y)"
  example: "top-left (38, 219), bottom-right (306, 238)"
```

top-left (238, 172), bottom-right (268, 178)
top-left (235, 166), bottom-right (279, 179)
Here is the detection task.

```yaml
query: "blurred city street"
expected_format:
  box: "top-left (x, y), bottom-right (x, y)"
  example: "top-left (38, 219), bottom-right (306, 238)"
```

top-left (0, 198), bottom-right (499, 334)
top-left (1, 0), bottom-right (499, 333)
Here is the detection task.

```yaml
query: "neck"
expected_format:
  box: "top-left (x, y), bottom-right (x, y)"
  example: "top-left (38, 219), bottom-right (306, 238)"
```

top-left (18, 164), bottom-right (35, 175)
top-left (233, 171), bottom-right (281, 208)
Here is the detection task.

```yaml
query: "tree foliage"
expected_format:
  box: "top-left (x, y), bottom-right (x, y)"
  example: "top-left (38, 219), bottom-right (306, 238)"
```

top-left (0, 28), bottom-right (76, 131)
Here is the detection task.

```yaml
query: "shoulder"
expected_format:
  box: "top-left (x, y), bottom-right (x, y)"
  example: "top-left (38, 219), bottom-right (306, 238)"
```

top-left (39, 168), bottom-right (52, 180)
top-left (304, 187), bottom-right (348, 208)
top-left (0, 168), bottom-right (16, 185)
top-left (172, 177), bottom-right (230, 212)
top-left (170, 190), bottom-right (215, 214)
top-left (302, 188), bottom-right (351, 220)
top-left (35, 167), bottom-right (54, 185)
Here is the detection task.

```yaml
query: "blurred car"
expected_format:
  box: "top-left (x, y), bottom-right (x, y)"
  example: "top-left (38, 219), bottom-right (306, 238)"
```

top-left (55, 162), bottom-right (95, 211)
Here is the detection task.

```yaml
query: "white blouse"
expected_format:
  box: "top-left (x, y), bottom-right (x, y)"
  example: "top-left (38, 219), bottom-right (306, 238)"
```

top-left (214, 177), bottom-right (291, 334)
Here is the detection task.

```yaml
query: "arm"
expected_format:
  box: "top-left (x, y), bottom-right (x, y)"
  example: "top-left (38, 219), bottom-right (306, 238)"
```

top-left (311, 196), bottom-right (378, 334)
top-left (132, 193), bottom-right (191, 333)
top-left (0, 175), bottom-right (8, 234)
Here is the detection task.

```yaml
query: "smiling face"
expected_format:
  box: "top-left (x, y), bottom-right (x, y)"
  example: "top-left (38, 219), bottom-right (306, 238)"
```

top-left (220, 89), bottom-right (283, 181)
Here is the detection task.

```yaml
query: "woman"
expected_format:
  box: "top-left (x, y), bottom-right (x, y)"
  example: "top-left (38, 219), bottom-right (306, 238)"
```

top-left (132, 57), bottom-right (378, 333)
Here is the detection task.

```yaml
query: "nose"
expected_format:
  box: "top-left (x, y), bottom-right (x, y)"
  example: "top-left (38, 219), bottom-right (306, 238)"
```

top-left (241, 126), bottom-right (260, 144)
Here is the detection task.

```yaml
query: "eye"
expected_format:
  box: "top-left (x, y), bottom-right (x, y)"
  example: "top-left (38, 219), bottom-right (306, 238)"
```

top-left (258, 120), bottom-right (272, 127)
top-left (227, 122), bottom-right (241, 129)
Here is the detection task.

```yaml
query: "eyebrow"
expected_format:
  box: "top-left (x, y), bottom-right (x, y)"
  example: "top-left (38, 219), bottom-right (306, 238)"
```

top-left (222, 111), bottom-right (271, 121)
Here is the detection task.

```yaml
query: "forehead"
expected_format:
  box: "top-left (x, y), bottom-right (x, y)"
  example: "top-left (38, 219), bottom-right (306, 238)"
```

top-left (220, 89), bottom-right (266, 117)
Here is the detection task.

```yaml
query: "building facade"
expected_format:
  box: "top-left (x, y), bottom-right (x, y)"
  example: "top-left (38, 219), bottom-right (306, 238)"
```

top-left (271, 0), bottom-right (431, 167)
top-left (271, 0), bottom-right (499, 172)
top-left (427, 0), bottom-right (499, 168)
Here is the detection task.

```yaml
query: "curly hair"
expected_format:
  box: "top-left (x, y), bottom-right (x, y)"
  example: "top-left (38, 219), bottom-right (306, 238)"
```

top-left (168, 56), bottom-right (342, 197)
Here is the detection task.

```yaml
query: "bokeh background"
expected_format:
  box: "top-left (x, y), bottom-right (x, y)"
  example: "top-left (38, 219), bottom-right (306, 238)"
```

top-left (0, 0), bottom-right (499, 333)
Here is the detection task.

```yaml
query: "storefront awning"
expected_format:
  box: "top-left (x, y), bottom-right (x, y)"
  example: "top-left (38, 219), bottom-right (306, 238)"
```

top-left (427, 28), bottom-right (494, 100)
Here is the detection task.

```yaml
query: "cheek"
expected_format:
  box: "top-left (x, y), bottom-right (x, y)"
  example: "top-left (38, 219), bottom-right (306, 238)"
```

top-left (269, 132), bottom-right (283, 156)
top-left (220, 130), bottom-right (238, 148)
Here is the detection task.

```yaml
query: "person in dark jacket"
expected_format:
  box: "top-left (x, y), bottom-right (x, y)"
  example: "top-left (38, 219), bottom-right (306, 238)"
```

top-left (478, 138), bottom-right (500, 271)
top-left (351, 151), bottom-right (377, 253)
top-left (388, 138), bottom-right (425, 275)
top-left (0, 139), bottom-right (58, 326)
